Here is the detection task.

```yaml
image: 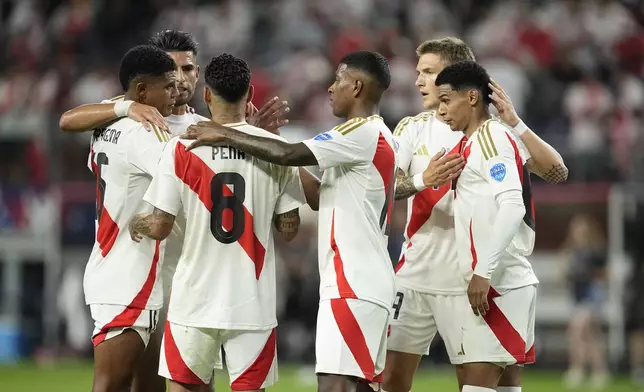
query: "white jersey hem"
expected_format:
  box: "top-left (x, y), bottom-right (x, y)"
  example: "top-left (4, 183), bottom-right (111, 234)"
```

top-left (85, 299), bottom-right (163, 310)
top-left (395, 280), bottom-right (467, 296)
top-left (166, 318), bottom-right (278, 331)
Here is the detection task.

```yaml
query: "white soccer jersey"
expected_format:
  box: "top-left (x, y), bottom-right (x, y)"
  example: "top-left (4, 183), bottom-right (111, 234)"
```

top-left (143, 122), bottom-right (306, 330)
top-left (301, 115), bottom-right (397, 310)
top-left (393, 111), bottom-right (469, 294)
top-left (454, 118), bottom-right (539, 292)
top-left (84, 117), bottom-right (166, 310)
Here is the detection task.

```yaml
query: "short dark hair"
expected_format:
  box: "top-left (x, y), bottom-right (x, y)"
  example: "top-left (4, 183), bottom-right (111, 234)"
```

top-left (204, 53), bottom-right (251, 103)
top-left (416, 37), bottom-right (475, 64)
top-left (435, 60), bottom-right (492, 106)
top-left (118, 45), bottom-right (177, 91)
top-left (340, 51), bottom-right (391, 90)
top-left (149, 30), bottom-right (199, 55)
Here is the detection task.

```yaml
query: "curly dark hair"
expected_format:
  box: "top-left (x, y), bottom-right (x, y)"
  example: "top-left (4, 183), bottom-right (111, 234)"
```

top-left (204, 53), bottom-right (251, 103)
top-left (149, 30), bottom-right (199, 55)
top-left (118, 45), bottom-right (177, 91)
top-left (435, 60), bottom-right (492, 106)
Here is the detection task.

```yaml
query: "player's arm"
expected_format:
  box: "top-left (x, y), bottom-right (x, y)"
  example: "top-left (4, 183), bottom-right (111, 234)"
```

top-left (392, 117), bottom-right (464, 200)
top-left (489, 80), bottom-right (568, 184)
top-left (468, 126), bottom-right (526, 316)
top-left (299, 168), bottom-right (320, 211)
top-left (129, 208), bottom-right (176, 242)
top-left (273, 209), bottom-right (301, 242)
top-left (59, 100), bottom-right (169, 133)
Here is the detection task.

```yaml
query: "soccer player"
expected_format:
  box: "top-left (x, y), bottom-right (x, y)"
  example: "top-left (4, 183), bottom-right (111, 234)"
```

top-left (128, 53), bottom-right (306, 392)
top-left (85, 44), bottom-right (178, 392)
top-left (435, 60), bottom-right (539, 392)
top-left (383, 37), bottom-right (568, 392)
top-left (181, 51), bottom-right (430, 392)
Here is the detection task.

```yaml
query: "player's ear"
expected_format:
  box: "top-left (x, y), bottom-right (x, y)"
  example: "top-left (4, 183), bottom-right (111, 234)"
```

top-left (204, 86), bottom-right (212, 106)
top-left (247, 85), bottom-right (254, 104)
top-left (468, 88), bottom-right (480, 107)
top-left (195, 65), bottom-right (200, 82)
top-left (353, 79), bottom-right (363, 98)
top-left (135, 82), bottom-right (147, 102)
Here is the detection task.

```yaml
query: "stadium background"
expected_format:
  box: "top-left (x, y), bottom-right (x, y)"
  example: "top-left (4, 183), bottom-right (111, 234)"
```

top-left (0, 0), bottom-right (643, 390)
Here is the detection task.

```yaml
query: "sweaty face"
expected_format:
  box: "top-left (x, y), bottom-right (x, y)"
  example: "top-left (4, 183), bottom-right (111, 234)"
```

top-left (437, 84), bottom-right (474, 133)
top-left (328, 63), bottom-right (356, 118)
top-left (167, 51), bottom-right (199, 106)
top-left (142, 71), bottom-right (178, 117)
top-left (415, 53), bottom-right (446, 110)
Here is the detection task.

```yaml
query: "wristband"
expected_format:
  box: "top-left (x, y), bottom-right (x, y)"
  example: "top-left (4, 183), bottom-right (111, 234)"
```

top-left (511, 119), bottom-right (528, 137)
top-left (413, 173), bottom-right (427, 191)
top-left (114, 100), bottom-right (134, 118)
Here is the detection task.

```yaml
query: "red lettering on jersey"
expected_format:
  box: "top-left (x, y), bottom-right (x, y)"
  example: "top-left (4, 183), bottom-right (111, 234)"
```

top-left (330, 210), bottom-right (357, 298)
top-left (406, 141), bottom-right (462, 239)
top-left (92, 241), bottom-right (161, 346)
top-left (372, 132), bottom-right (395, 225)
top-left (482, 288), bottom-right (531, 364)
top-left (174, 144), bottom-right (266, 279)
top-left (230, 329), bottom-right (277, 390)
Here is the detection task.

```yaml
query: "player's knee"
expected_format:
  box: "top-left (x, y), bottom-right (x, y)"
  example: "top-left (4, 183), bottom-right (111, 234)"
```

top-left (498, 365), bottom-right (522, 386)
top-left (92, 374), bottom-right (127, 392)
top-left (381, 366), bottom-right (412, 392)
top-left (317, 373), bottom-right (356, 392)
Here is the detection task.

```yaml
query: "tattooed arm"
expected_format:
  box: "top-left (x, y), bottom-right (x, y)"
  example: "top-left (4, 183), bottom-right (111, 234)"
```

top-left (522, 130), bottom-right (569, 184)
top-left (395, 169), bottom-right (419, 200)
top-left (129, 208), bottom-right (176, 242)
top-left (394, 152), bottom-right (465, 201)
top-left (274, 209), bottom-right (301, 242)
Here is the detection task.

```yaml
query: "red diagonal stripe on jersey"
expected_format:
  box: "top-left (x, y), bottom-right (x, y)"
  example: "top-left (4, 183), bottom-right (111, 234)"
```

top-left (469, 220), bottom-right (478, 270)
top-left (406, 141), bottom-right (462, 239)
top-left (525, 344), bottom-right (536, 364)
top-left (90, 149), bottom-right (118, 257)
top-left (330, 298), bottom-right (376, 381)
top-left (394, 242), bottom-right (412, 274)
top-left (482, 288), bottom-right (526, 364)
top-left (174, 144), bottom-right (266, 279)
top-left (372, 132), bottom-right (395, 225)
top-left (92, 241), bottom-right (161, 346)
top-left (230, 329), bottom-right (276, 390)
top-left (330, 210), bottom-right (357, 298)
top-left (505, 133), bottom-right (536, 228)
top-left (163, 321), bottom-right (205, 385)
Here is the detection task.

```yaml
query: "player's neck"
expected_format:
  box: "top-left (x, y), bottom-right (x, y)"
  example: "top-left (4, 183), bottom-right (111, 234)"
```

top-left (210, 107), bottom-right (246, 125)
top-left (172, 104), bottom-right (188, 116)
top-left (346, 104), bottom-right (379, 120)
top-left (464, 111), bottom-right (491, 138)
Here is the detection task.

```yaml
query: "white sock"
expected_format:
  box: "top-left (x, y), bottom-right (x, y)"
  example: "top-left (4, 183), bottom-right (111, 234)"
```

top-left (497, 387), bottom-right (521, 392)
top-left (462, 386), bottom-right (495, 392)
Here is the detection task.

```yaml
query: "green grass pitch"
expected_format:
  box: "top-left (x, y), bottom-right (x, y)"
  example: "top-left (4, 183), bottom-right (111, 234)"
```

top-left (0, 363), bottom-right (636, 391)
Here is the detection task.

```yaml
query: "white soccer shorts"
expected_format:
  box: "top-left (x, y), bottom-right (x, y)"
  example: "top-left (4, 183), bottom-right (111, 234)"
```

top-left (90, 304), bottom-right (159, 347)
top-left (315, 298), bottom-right (389, 383)
top-left (462, 284), bottom-right (537, 367)
top-left (158, 321), bottom-right (277, 390)
top-left (387, 286), bottom-right (467, 364)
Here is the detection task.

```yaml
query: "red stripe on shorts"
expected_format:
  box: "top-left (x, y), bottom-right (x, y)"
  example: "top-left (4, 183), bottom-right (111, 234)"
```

top-left (230, 329), bottom-right (277, 391)
top-left (482, 288), bottom-right (528, 364)
top-left (163, 321), bottom-right (204, 385)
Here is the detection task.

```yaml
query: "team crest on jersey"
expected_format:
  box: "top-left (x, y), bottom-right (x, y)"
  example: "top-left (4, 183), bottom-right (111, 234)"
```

top-left (490, 163), bottom-right (506, 182)
top-left (314, 132), bottom-right (333, 141)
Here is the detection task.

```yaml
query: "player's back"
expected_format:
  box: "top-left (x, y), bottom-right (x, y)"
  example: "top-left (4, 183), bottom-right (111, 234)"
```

top-left (303, 115), bottom-right (397, 310)
top-left (162, 123), bottom-right (302, 330)
top-left (85, 117), bottom-right (165, 310)
top-left (454, 118), bottom-right (538, 291)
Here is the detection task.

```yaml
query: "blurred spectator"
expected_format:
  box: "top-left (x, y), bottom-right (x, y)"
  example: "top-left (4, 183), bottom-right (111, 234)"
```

top-left (562, 214), bottom-right (610, 389)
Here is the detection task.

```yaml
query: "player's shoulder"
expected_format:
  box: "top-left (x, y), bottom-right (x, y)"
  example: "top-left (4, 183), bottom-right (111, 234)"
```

top-left (193, 113), bottom-right (210, 123)
top-left (473, 118), bottom-right (514, 159)
top-left (393, 111), bottom-right (435, 137)
top-left (332, 114), bottom-right (385, 136)
top-left (235, 122), bottom-right (289, 143)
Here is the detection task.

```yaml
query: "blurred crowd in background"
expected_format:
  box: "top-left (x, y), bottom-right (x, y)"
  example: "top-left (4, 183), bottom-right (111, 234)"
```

top-left (1, 0), bottom-right (644, 386)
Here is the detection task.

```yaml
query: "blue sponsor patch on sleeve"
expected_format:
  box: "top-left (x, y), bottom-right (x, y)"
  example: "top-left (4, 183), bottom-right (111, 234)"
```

top-left (314, 132), bottom-right (333, 141)
top-left (393, 140), bottom-right (400, 152)
top-left (490, 162), bottom-right (506, 182)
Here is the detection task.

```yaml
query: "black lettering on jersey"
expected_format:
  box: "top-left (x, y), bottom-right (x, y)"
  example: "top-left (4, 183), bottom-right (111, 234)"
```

top-left (212, 146), bottom-right (245, 160)
top-left (93, 128), bottom-right (121, 145)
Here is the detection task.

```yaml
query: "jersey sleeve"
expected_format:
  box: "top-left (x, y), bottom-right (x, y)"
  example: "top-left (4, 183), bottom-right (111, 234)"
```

top-left (275, 166), bottom-right (306, 214)
top-left (128, 127), bottom-right (166, 176)
top-left (392, 117), bottom-right (416, 174)
top-left (301, 120), bottom-right (374, 171)
top-left (143, 139), bottom-right (182, 216)
top-left (475, 122), bottom-right (522, 197)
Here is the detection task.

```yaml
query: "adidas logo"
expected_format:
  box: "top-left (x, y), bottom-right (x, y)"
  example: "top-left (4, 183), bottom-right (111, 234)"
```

top-left (457, 343), bottom-right (465, 356)
top-left (414, 145), bottom-right (430, 156)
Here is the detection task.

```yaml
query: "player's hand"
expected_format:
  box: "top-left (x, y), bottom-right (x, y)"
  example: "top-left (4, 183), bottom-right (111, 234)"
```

top-left (248, 97), bottom-right (290, 135)
top-left (128, 218), bottom-right (143, 243)
top-left (182, 121), bottom-right (228, 151)
top-left (128, 102), bottom-right (170, 133)
top-left (422, 149), bottom-right (465, 187)
top-left (468, 274), bottom-right (491, 316)
top-left (489, 79), bottom-right (520, 128)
